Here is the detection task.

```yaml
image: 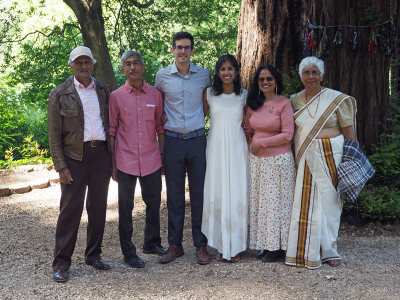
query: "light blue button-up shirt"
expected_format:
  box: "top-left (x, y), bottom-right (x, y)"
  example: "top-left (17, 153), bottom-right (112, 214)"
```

top-left (155, 62), bottom-right (211, 134)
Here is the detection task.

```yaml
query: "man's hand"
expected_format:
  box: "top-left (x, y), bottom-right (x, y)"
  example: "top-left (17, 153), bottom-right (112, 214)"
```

top-left (161, 114), bottom-right (168, 126)
top-left (59, 168), bottom-right (73, 184)
top-left (111, 156), bottom-right (118, 182)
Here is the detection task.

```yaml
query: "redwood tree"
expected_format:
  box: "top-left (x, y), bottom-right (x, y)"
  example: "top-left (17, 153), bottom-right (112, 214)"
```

top-left (237, 0), bottom-right (392, 149)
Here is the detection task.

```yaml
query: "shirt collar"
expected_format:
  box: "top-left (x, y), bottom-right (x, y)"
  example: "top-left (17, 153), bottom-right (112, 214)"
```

top-left (123, 79), bottom-right (148, 94)
top-left (74, 76), bottom-right (95, 90)
top-left (170, 61), bottom-right (198, 75)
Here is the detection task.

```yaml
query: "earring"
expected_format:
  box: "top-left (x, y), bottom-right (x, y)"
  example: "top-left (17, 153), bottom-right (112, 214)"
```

top-left (275, 85), bottom-right (278, 95)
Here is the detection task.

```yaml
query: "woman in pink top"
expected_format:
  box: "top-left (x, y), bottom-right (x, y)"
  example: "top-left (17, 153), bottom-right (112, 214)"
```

top-left (245, 65), bottom-right (296, 263)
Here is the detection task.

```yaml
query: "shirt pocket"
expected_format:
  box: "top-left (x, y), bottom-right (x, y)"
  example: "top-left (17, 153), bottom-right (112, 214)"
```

top-left (144, 105), bottom-right (156, 121)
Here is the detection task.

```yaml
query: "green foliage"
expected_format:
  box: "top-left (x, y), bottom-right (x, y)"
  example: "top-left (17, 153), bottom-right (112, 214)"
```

top-left (8, 24), bottom-right (82, 107)
top-left (347, 103), bottom-right (400, 221)
top-left (0, 135), bottom-right (51, 169)
top-left (106, 0), bottom-right (240, 85)
top-left (356, 187), bottom-right (400, 220)
top-left (0, 77), bottom-right (26, 158)
top-left (282, 66), bottom-right (303, 98)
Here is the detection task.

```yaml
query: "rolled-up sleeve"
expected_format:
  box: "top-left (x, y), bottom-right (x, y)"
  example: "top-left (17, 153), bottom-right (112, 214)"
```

top-left (155, 90), bottom-right (164, 135)
top-left (108, 92), bottom-right (119, 137)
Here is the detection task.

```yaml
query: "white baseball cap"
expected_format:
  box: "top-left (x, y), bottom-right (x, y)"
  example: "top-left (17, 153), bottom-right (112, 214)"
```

top-left (68, 46), bottom-right (97, 65)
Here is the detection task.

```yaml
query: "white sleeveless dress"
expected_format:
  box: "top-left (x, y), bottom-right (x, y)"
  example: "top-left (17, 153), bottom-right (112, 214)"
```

top-left (201, 87), bottom-right (249, 260)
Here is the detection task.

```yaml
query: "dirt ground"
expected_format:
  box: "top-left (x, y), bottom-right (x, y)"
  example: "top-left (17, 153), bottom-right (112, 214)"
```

top-left (0, 166), bottom-right (399, 299)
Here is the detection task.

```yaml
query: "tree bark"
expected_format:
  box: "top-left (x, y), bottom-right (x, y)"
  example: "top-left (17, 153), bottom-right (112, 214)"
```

top-left (63, 0), bottom-right (118, 91)
top-left (237, 0), bottom-right (392, 149)
top-left (236, 0), bottom-right (303, 88)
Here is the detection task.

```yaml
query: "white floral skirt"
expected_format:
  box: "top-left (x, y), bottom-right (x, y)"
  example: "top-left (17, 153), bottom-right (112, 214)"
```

top-left (248, 152), bottom-right (296, 251)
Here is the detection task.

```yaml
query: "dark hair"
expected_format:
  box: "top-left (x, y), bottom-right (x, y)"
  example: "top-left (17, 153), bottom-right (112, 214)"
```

top-left (246, 64), bottom-right (284, 111)
top-left (172, 31), bottom-right (194, 49)
top-left (211, 54), bottom-right (242, 96)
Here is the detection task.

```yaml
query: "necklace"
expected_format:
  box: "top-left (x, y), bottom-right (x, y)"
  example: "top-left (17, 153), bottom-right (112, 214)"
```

top-left (305, 88), bottom-right (321, 118)
top-left (265, 94), bottom-right (277, 113)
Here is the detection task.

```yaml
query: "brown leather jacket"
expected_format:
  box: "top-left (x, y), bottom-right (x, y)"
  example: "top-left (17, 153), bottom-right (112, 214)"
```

top-left (48, 76), bottom-right (110, 171)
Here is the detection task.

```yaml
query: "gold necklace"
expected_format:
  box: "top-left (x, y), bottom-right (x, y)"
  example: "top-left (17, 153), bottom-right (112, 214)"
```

top-left (305, 88), bottom-right (321, 118)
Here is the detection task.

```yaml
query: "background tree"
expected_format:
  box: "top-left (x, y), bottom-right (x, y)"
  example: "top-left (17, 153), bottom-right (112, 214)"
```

top-left (236, 0), bottom-right (393, 149)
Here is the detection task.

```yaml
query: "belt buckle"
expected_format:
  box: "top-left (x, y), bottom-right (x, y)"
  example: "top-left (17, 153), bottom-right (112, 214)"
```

top-left (90, 140), bottom-right (97, 148)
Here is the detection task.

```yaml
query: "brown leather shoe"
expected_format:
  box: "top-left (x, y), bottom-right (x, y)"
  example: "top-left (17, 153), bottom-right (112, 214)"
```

top-left (85, 258), bottom-right (111, 270)
top-left (53, 270), bottom-right (69, 283)
top-left (159, 245), bottom-right (184, 264)
top-left (195, 247), bottom-right (212, 265)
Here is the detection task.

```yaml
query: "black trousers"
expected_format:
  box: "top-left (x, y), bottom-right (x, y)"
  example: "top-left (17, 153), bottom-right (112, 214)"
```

top-left (52, 143), bottom-right (112, 271)
top-left (117, 168), bottom-right (162, 258)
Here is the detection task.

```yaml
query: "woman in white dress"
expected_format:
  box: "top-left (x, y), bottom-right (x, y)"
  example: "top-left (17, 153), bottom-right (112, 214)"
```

top-left (201, 54), bottom-right (248, 262)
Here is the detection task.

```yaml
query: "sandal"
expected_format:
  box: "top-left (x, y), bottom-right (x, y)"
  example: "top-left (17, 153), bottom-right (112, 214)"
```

top-left (327, 260), bottom-right (341, 267)
top-left (230, 254), bottom-right (240, 263)
top-left (216, 253), bottom-right (227, 262)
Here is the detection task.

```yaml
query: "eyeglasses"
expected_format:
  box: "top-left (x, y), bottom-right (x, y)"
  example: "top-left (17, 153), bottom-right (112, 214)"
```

top-left (302, 70), bottom-right (321, 77)
top-left (124, 61), bottom-right (142, 68)
top-left (258, 76), bottom-right (274, 82)
top-left (73, 61), bottom-right (93, 67)
top-left (174, 45), bottom-right (192, 52)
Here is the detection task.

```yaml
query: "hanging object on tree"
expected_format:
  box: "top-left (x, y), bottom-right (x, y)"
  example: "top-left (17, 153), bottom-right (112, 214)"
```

top-left (368, 27), bottom-right (379, 56)
top-left (303, 26), bottom-right (311, 57)
top-left (317, 28), bottom-right (328, 58)
top-left (307, 29), bottom-right (317, 50)
top-left (351, 29), bottom-right (360, 56)
top-left (333, 26), bottom-right (343, 45)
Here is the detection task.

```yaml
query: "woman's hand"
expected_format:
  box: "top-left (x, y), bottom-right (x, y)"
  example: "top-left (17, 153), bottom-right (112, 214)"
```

top-left (250, 140), bottom-right (261, 155)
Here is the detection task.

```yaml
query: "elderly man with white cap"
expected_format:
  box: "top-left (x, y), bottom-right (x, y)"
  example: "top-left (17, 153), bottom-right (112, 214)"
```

top-left (48, 46), bottom-right (112, 282)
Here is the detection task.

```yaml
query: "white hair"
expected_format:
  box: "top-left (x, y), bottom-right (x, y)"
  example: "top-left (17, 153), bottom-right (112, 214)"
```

top-left (298, 56), bottom-right (325, 77)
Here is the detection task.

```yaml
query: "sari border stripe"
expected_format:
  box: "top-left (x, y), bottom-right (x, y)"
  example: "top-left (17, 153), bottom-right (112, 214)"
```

top-left (296, 161), bottom-right (312, 266)
top-left (295, 93), bottom-right (347, 165)
top-left (322, 138), bottom-right (338, 188)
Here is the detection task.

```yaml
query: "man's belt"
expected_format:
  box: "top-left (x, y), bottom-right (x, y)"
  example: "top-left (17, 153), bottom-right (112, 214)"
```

top-left (165, 128), bottom-right (205, 140)
top-left (83, 140), bottom-right (106, 148)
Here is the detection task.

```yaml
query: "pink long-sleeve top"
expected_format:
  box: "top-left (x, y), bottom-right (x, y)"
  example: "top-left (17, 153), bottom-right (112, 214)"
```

top-left (244, 95), bottom-right (294, 157)
top-left (109, 80), bottom-right (164, 176)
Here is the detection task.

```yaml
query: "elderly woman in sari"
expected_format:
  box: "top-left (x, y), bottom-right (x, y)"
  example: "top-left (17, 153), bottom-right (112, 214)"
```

top-left (285, 56), bottom-right (357, 269)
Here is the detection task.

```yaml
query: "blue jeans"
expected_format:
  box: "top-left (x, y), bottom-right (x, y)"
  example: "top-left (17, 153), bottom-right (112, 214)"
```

top-left (164, 134), bottom-right (207, 247)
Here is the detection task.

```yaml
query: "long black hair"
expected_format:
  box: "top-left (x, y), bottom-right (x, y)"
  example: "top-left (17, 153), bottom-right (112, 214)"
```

top-left (211, 54), bottom-right (242, 96)
top-left (246, 65), bottom-right (283, 111)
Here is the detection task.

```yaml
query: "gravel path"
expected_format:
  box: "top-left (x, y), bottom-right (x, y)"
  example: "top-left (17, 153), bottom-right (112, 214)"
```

top-left (0, 170), bottom-right (399, 299)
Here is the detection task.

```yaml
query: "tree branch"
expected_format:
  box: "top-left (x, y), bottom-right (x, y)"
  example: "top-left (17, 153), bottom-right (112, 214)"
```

top-left (129, 0), bottom-right (154, 8)
top-left (0, 23), bottom-right (81, 44)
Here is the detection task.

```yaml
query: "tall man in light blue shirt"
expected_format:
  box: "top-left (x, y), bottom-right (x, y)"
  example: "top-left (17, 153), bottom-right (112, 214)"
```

top-left (155, 31), bottom-right (212, 265)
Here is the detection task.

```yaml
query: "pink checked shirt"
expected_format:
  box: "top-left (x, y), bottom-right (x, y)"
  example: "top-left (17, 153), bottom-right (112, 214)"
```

top-left (74, 76), bottom-right (106, 142)
top-left (109, 80), bottom-right (164, 176)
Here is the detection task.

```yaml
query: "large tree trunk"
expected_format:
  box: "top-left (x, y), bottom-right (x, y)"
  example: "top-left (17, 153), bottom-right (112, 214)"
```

top-left (237, 0), bottom-right (392, 150)
top-left (236, 0), bottom-right (303, 87)
top-left (63, 0), bottom-right (118, 91)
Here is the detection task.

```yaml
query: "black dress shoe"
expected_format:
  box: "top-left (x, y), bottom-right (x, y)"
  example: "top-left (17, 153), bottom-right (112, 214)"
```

top-left (53, 270), bottom-right (69, 283)
top-left (257, 250), bottom-right (270, 259)
top-left (86, 258), bottom-right (111, 270)
top-left (142, 245), bottom-right (167, 255)
top-left (124, 255), bottom-right (145, 268)
top-left (262, 249), bottom-right (285, 263)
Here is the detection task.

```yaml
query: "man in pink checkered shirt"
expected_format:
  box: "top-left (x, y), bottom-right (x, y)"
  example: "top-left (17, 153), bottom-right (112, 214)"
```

top-left (109, 50), bottom-right (166, 269)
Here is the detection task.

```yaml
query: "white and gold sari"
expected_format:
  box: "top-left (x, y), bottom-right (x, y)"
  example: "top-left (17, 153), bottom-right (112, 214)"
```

top-left (285, 88), bottom-right (356, 269)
